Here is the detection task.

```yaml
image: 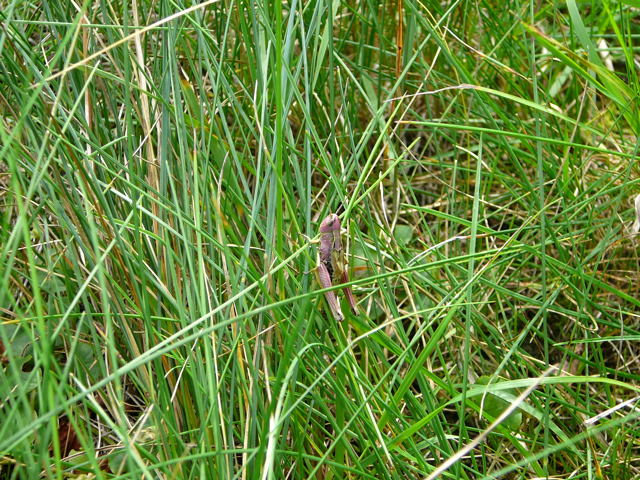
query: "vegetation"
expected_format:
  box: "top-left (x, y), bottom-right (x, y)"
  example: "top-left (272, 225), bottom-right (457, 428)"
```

top-left (1, 0), bottom-right (640, 478)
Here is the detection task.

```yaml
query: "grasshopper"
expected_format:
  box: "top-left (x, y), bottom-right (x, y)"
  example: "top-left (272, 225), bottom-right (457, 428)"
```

top-left (317, 213), bottom-right (358, 321)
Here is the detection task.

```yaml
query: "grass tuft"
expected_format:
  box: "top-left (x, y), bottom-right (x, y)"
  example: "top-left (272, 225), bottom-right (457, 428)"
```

top-left (1, 0), bottom-right (640, 478)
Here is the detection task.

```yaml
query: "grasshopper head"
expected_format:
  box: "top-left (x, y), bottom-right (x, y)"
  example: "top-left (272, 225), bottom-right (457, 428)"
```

top-left (319, 213), bottom-right (340, 234)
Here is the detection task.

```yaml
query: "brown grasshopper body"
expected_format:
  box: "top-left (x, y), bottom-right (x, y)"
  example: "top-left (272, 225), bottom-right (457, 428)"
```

top-left (317, 214), bottom-right (358, 321)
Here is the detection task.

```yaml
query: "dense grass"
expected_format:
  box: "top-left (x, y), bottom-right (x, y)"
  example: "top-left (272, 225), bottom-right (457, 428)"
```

top-left (1, 0), bottom-right (640, 478)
